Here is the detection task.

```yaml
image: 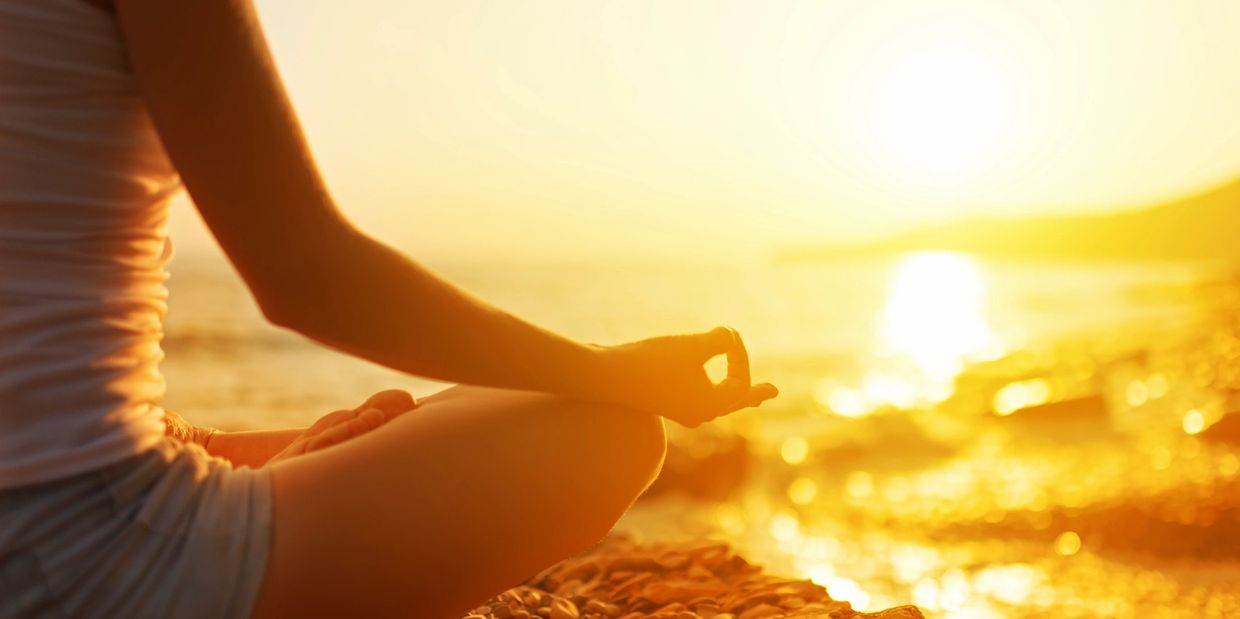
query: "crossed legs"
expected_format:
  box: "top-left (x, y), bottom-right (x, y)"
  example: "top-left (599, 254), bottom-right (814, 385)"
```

top-left (249, 385), bottom-right (667, 619)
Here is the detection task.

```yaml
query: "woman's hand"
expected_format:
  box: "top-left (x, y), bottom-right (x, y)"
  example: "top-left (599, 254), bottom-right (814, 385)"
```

top-left (269, 390), bottom-right (417, 464)
top-left (170, 390), bottom-right (417, 469)
top-left (596, 327), bottom-right (777, 427)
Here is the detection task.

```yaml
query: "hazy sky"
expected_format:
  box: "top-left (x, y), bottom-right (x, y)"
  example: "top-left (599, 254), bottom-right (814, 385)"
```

top-left (171, 0), bottom-right (1240, 259)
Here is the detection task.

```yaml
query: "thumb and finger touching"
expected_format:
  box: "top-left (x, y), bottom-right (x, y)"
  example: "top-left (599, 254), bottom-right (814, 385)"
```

top-left (693, 326), bottom-right (778, 415)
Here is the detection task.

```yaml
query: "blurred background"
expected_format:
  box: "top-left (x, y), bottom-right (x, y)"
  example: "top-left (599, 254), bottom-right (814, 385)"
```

top-left (164, 1), bottom-right (1240, 617)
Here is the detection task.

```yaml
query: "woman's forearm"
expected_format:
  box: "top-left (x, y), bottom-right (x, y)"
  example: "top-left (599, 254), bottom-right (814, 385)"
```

top-left (262, 228), bottom-right (614, 401)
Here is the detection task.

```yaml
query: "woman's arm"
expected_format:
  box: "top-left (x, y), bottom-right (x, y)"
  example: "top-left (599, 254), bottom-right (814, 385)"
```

top-left (114, 0), bottom-right (601, 397)
top-left (114, 0), bottom-right (775, 426)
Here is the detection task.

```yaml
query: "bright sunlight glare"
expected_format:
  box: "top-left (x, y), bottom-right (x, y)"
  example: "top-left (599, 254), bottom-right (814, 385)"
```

top-left (881, 251), bottom-right (998, 380)
top-left (865, 35), bottom-right (1015, 189)
top-left (817, 251), bottom-right (1002, 419)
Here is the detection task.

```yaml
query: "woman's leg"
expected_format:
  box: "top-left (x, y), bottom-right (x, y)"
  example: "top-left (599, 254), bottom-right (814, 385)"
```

top-left (248, 385), bottom-right (667, 619)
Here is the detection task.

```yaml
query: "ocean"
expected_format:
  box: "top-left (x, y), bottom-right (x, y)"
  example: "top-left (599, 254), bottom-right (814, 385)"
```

top-left (163, 251), bottom-right (1199, 427)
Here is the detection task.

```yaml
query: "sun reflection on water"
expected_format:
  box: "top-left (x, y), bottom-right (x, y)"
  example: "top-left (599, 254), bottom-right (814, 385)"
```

top-left (632, 257), bottom-right (1240, 618)
top-left (818, 251), bottom-right (1003, 417)
top-left (881, 251), bottom-right (997, 377)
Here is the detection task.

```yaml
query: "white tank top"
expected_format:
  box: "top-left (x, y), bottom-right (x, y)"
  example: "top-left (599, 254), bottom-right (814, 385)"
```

top-left (0, 0), bottom-right (181, 489)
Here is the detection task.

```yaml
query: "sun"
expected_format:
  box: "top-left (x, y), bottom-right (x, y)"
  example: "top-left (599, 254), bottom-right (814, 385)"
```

top-left (863, 37), bottom-right (1015, 188)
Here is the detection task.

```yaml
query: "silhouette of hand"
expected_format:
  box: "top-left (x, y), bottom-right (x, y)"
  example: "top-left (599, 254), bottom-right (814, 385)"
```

top-left (600, 326), bottom-right (777, 427)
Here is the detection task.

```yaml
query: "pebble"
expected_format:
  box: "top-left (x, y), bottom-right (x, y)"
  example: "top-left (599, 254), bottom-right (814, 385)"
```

top-left (460, 536), bottom-right (923, 619)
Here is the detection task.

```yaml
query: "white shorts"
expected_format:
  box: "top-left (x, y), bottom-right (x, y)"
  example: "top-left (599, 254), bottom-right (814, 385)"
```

top-left (0, 438), bottom-right (272, 619)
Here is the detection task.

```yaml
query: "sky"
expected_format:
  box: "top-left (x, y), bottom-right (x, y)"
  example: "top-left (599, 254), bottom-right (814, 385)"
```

top-left (170, 0), bottom-right (1240, 260)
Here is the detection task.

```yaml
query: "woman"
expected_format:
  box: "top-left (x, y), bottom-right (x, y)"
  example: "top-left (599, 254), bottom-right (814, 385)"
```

top-left (0, 1), bottom-right (777, 618)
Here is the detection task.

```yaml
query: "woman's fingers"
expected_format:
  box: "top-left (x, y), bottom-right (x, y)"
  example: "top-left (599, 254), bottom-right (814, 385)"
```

top-left (725, 327), bottom-right (751, 386)
top-left (306, 408), bottom-right (387, 451)
top-left (691, 325), bottom-right (751, 384)
top-left (357, 407), bottom-right (387, 430)
top-left (694, 326), bottom-right (775, 417)
top-left (709, 376), bottom-right (749, 411)
top-left (356, 389), bottom-right (417, 419)
top-left (692, 326), bottom-right (737, 360)
top-left (707, 379), bottom-right (779, 420)
top-left (274, 406), bottom-right (394, 463)
top-left (303, 409), bottom-right (355, 437)
top-left (303, 393), bottom-right (407, 443)
top-left (747, 383), bottom-right (779, 407)
top-left (627, 327), bottom-right (778, 426)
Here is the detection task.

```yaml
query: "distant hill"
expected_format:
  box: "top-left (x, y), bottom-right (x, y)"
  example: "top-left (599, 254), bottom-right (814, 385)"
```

top-left (785, 178), bottom-right (1240, 262)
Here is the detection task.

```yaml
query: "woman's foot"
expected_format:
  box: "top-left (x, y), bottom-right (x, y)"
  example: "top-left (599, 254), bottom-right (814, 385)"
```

top-left (271, 389), bottom-right (417, 462)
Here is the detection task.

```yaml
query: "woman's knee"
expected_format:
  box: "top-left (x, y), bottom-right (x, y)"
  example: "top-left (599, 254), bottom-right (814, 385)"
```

top-left (253, 389), bottom-right (668, 618)
top-left (598, 406), bottom-right (667, 490)
top-left (562, 400), bottom-right (667, 511)
top-left (418, 388), bottom-right (667, 559)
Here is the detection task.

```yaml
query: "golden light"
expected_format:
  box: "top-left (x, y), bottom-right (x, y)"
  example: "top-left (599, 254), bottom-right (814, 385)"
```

top-left (993, 379), bottom-right (1052, 416)
top-left (1054, 531), bottom-right (1082, 556)
top-left (972, 564), bottom-right (1044, 606)
top-left (818, 252), bottom-right (1001, 419)
top-left (911, 578), bottom-right (941, 610)
top-left (860, 371), bottom-right (918, 409)
top-left (864, 35), bottom-right (1015, 187)
top-left (846, 471), bottom-right (875, 499)
top-left (805, 564), bottom-right (836, 588)
top-left (814, 372), bottom-right (919, 419)
top-left (780, 436), bottom-right (811, 465)
top-left (715, 504), bottom-right (747, 536)
top-left (1221, 454), bottom-right (1240, 478)
top-left (824, 577), bottom-right (871, 612)
top-left (881, 252), bottom-right (998, 380)
top-left (815, 381), bottom-right (868, 418)
top-left (1125, 381), bottom-right (1151, 407)
top-left (936, 569), bottom-right (972, 612)
top-left (1182, 409), bottom-right (1206, 435)
top-left (788, 477), bottom-right (819, 505)
top-left (769, 512), bottom-right (802, 543)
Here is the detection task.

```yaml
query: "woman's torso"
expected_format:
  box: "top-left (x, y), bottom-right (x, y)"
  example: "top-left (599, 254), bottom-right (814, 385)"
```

top-left (0, 0), bottom-right (181, 489)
